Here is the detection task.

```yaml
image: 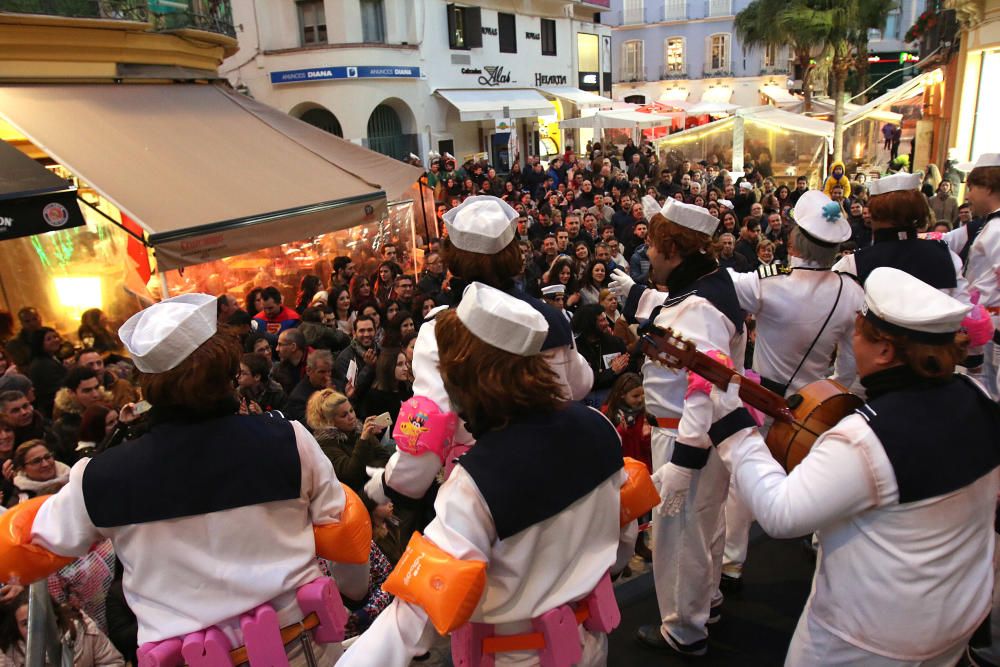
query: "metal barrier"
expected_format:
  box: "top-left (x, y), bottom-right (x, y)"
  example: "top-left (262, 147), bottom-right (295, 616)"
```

top-left (25, 580), bottom-right (73, 667)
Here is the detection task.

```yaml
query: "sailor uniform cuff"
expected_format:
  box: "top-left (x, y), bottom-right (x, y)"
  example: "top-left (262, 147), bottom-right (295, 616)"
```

top-left (671, 442), bottom-right (711, 469)
top-left (708, 408), bottom-right (756, 446)
top-left (622, 283), bottom-right (647, 324)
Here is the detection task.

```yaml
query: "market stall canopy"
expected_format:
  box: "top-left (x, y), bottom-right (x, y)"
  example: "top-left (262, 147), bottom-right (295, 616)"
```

top-left (843, 69), bottom-right (940, 128)
top-left (0, 83), bottom-right (423, 271)
top-left (700, 86), bottom-right (734, 104)
top-left (436, 88), bottom-right (553, 121)
top-left (659, 88), bottom-right (690, 103)
top-left (738, 106), bottom-right (834, 141)
top-left (759, 84), bottom-right (799, 107)
top-left (557, 108), bottom-right (683, 130)
top-left (787, 97), bottom-right (902, 124)
top-left (687, 101), bottom-right (739, 115)
top-left (538, 87), bottom-right (613, 109)
top-left (0, 139), bottom-right (85, 240)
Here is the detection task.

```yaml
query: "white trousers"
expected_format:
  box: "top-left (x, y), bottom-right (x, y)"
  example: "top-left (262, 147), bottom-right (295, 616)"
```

top-left (650, 428), bottom-right (730, 645)
top-left (971, 532), bottom-right (1000, 664)
top-left (785, 608), bottom-right (971, 667)
top-left (722, 479), bottom-right (753, 578)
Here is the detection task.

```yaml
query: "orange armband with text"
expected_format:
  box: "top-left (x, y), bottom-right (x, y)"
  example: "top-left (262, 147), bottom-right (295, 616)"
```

top-left (0, 496), bottom-right (73, 585)
top-left (619, 458), bottom-right (660, 526)
top-left (382, 532), bottom-right (487, 635)
top-left (313, 485), bottom-right (372, 565)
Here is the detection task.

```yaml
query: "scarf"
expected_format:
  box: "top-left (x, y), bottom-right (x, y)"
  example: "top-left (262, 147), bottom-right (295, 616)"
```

top-left (14, 461), bottom-right (71, 493)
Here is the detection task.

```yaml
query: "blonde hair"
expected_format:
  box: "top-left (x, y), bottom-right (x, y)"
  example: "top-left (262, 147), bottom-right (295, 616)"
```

top-left (305, 389), bottom-right (349, 431)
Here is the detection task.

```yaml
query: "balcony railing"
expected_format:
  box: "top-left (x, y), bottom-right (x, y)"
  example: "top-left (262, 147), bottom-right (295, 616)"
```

top-left (662, 0), bottom-right (686, 21)
top-left (662, 65), bottom-right (689, 79)
top-left (616, 69), bottom-right (646, 83)
top-left (623, 5), bottom-right (646, 24)
top-left (1, 0), bottom-right (236, 38)
top-left (706, 0), bottom-right (732, 17)
top-left (703, 66), bottom-right (734, 77)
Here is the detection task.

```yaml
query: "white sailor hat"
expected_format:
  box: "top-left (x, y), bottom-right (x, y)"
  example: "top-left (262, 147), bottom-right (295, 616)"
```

top-left (791, 190), bottom-right (851, 245)
top-left (862, 267), bottom-right (971, 343)
top-left (662, 198), bottom-right (719, 236)
top-left (119, 293), bottom-right (217, 373)
top-left (541, 284), bottom-right (566, 297)
top-left (868, 171), bottom-right (922, 196)
top-left (457, 282), bottom-right (548, 356)
top-left (718, 199), bottom-right (734, 210)
top-left (443, 195), bottom-right (518, 254)
top-left (957, 153), bottom-right (1000, 172)
top-left (739, 181), bottom-right (754, 191)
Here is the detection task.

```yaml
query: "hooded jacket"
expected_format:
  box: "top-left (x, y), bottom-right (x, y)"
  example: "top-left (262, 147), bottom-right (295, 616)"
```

top-left (822, 160), bottom-right (852, 199)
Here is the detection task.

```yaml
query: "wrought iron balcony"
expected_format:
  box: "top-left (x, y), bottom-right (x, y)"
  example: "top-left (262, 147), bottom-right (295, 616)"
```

top-left (1, 0), bottom-right (236, 38)
top-left (661, 66), bottom-right (689, 79)
top-left (662, 0), bottom-right (687, 21)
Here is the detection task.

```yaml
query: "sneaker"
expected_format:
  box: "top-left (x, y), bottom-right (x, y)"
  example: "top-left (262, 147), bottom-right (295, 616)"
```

top-left (719, 573), bottom-right (743, 592)
top-left (636, 624), bottom-right (708, 657)
top-left (707, 604), bottom-right (722, 625)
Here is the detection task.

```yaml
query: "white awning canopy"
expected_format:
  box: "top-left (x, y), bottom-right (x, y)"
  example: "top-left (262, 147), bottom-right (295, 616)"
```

top-left (738, 106), bottom-right (834, 140)
top-left (843, 69), bottom-right (939, 127)
top-left (659, 87), bottom-right (690, 102)
top-left (436, 88), bottom-right (553, 121)
top-left (538, 86), bottom-right (612, 109)
top-left (558, 109), bottom-right (682, 130)
top-left (700, 86), bottom-right (734, 104)
top-left (688, 101), bottom-right (739, 115)
top-left (760, 84), bottom-right (799, 107)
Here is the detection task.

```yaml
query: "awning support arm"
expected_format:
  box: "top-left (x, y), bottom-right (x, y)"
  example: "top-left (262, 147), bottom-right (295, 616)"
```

top-left (75, 196), bottom-right (148, 245)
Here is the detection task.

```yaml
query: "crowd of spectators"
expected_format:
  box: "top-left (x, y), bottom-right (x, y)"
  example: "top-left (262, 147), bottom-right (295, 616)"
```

top-left (0, 136), bottom-right (977, 658)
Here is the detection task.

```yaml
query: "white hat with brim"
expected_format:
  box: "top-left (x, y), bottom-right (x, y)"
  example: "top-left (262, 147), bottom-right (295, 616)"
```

top-left (119, 293), bottom-right (217, 373)
top-left (456, 282), bottom-right (548, 356)
top-left (956, 153), bottom-right (1000, 172)
top-left (791, 190), bottom-right (851, 245)
top-left (862, 267), bottom-right (971, 343)
top-left (662, 199), bottom-right (719, 236)
top-left (869, 171), bottom-right (923, 196)
top-left (443, 195), bottom-right (518, 254)
top-left (541, 284), bottom-right (566, 296)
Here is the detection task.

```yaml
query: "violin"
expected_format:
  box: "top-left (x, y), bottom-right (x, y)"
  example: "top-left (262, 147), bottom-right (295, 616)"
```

top-left (639, 326), bottom-right (863, 472)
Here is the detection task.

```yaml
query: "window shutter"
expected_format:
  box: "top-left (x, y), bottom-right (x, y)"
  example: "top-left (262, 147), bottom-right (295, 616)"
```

top-left (447, 4), bottom-right (457, 49)
top-left (466, 7), bottom-right (483, 48)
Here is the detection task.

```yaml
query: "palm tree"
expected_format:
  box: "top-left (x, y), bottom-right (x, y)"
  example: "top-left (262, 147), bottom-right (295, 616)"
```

top-left (735, 0), bottom-right (821, 112)
top-left (777, 0), bottom-right (894, 163)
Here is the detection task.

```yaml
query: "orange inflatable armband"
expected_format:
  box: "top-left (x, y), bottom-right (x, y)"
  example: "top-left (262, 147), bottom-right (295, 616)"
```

top-left (619, 458), bottom-right (661, 526)
top-left (382, 532), bottom-right (487, 635)
top-left (0, 496), bottom-right (73, 584)
top-left (314, 484), bottom-right (372, 565)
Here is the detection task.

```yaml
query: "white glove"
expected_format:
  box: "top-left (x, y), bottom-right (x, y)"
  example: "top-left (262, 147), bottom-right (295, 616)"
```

top-left (651, 463), bottom-right (694, 517)
top-left (609, 268), bottom-right (636, 298)
top-left (712, 378), bottom-right (745, 419)
top-left (363, 466), bottom-right (389, 504)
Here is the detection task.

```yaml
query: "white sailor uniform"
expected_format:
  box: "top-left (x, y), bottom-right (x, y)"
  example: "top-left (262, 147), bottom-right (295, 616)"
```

top-left (29, 413), bottom-right (357, 664)
top-left (721, 258), bottom-right (865, 577)
top-left (379, 287), bottom-right (593, 500)
top-left (340, 403), bottom-right (630, 667)
top-left (717, 372), bottom-right (1000, 665)
top-left (944, 208), bottom-right (1000, 397)
top-left (641, 268), bottom-right (747, 646)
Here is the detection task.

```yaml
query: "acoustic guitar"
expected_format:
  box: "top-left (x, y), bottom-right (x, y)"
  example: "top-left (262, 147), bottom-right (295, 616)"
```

top-left (639, 326), bottom-right (863, 471)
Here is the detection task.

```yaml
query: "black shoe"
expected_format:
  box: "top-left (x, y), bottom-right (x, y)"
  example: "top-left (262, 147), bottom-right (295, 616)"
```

top-left (636, 624), bottom-right (708, 657)
top-left (412, 652), bottom-right (431, 662)
top-left (719, 573), bottom-right (743, 592)
top-left (707, 604), bottom-right (721, 625)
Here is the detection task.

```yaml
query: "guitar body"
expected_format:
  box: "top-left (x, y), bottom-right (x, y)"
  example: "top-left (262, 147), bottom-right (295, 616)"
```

top-left (765, 380), bottom-right (863, 472)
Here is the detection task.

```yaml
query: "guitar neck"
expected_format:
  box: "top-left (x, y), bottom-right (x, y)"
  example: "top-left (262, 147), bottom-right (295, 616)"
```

top-left (640, 331), bottom-right (793, 423)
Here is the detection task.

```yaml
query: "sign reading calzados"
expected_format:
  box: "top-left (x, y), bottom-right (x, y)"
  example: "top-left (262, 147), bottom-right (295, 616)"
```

top-left (270, 66), bottom-right (421, 85)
